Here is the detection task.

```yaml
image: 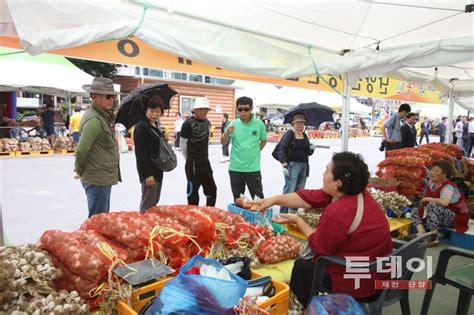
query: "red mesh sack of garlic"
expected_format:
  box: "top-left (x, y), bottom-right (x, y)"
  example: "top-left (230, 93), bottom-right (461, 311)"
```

top-left (144, 212), bottom-right (196, 249)
top-left (421, 143), bottom-right (463, 159)
top-left (72, 229), bottom-right (129, 263)
top-left (80, 212), bottom-right (150, 251)
top-left (386, 148), bottom-right (433, 165)
top-left (147, 205), bottom-right (217, 244)
top-left (51, 256), bottom-right (99, 300)
top-left (253, 225), bottom-right (275, 240)
top-left (200, 206), bottom-right (247, 225)
top-left (38, 230), bottom-right (110, 283)
top-left (376, 165), bottom-right (427, 180)
top-left (257, 235), bottom-right (304, 264)
top-left (377, 156), bottom-right (425, 168)
top-left (225, 223), bottom-right (261, 248)
top-left (419, 148), bottom-right (454, 162)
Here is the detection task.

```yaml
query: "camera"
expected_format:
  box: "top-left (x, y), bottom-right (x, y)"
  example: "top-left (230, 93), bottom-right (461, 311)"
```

top-left (379, 140), bottom-right (386, 152)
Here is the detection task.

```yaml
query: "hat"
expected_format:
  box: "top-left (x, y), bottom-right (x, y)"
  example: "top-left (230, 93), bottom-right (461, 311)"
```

top-left (292, 113), bottom-right (307, 124)
top-left (82, 77), bottom-right (119, 95)
top-left (193, 97), bottom-right (211, 110)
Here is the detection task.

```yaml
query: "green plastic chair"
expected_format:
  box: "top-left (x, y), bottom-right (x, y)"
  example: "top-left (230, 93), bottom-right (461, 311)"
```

top-left (421, 247), bottom-right (474, 315)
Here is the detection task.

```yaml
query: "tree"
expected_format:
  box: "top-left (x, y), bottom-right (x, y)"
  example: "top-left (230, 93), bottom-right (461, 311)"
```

top-left (67, 58), bottom-right (120, 78)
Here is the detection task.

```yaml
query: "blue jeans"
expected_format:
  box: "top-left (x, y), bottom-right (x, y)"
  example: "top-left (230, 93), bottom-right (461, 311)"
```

top-left (281, 161), bottom-right (308, 214)
top-left (81, 180), bottom-right (112, 218)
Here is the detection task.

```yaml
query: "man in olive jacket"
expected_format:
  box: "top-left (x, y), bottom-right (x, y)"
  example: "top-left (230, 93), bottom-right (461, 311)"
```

top-left (74, 77), bottom-right (120, 217)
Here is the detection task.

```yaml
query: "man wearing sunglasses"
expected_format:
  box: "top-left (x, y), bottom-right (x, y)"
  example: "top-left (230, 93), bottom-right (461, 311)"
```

top-left (221, 96), bottom-right (267, 201)
top-left (74, 77), bottom-right (121, 218)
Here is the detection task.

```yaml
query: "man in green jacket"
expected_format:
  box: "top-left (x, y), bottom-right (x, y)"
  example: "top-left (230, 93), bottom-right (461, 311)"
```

top-left (74, 77), bottom-right (120, 217)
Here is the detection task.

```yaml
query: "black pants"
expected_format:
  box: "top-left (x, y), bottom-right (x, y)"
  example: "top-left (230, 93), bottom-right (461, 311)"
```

top-left (175, 131), bottom-right (181, 148)
top-left (291, 258), bottom-right (332, 308)
top-left (463, 137), bottom-right (470, 156)
top-left (222, 141), bottom-right (230, 157)
top-left (185, 159), bottom-right (217, 206)
top-left (419, 131), bottom-right (430, 144)
top-left (440, 135), bottom-right (445, 143)
top-left (229, 171), bottom-right (264, 200)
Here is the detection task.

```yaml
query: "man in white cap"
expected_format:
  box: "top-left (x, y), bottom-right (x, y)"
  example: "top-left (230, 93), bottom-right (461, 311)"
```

top-left (180, 97), bottom-right (217, 206)
top-left (74, 77), bottom-right (121, 218)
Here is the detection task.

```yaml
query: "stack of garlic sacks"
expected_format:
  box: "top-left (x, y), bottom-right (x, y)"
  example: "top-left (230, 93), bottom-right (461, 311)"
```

top-left (0, 244), bottom-right (89, 314)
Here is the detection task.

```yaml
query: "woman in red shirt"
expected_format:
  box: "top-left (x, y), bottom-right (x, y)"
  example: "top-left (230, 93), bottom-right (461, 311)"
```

top-left (253, 152), bottom-right (393, 307)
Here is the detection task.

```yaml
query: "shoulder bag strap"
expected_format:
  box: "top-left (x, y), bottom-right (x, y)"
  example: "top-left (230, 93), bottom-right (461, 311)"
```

top-left (348, 193), bottom-right (364, 234)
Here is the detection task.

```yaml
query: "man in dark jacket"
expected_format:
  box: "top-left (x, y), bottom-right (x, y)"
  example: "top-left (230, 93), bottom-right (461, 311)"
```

top-left (180, 97), bottom-right (217, 206)
top-left (439, 117), bottom-right (447, 143)
top-left (401, 113), bottom-right (418, 148)
top-left (419, 117), bottom-right (431, 144)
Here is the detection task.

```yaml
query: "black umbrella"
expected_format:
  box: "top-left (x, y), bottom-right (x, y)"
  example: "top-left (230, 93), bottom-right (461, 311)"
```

top-left (116, 83), bottom-right (178, 129)
top-left (283, 102), bottom-right (335, 127)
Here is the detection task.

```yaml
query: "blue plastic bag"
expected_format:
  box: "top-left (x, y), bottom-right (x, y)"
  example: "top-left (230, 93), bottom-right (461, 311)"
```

top-left (151, 255), bottom-right (247, 314)
top-left (305, 294), bottom-right (365, 315)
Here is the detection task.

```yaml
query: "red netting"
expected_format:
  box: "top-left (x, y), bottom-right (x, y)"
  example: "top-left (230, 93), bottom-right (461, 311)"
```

top-left (38, 230), bottom-right (110, 283)
top-left (256, 235), bottom-right (304, 264)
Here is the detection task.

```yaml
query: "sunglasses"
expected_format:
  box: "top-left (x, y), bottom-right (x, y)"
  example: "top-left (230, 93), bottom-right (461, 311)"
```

top-left (105, 94), bottom-right (117, 100)
top-left (237, 107), bottom-right (251, 112)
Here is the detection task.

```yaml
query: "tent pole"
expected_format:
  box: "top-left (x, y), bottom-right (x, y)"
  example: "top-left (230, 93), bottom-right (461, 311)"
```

top-left (341, 74), bottom-right (350, 151)
top-left (447, 90), bottom-right (454, 144)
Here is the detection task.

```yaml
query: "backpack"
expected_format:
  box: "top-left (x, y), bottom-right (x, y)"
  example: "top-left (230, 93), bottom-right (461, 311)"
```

top-left (147, 124), bottom-right (178, 172)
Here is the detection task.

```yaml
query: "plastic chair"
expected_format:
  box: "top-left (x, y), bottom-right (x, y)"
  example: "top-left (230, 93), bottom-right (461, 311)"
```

top-left (421, 247), bottom-right (474, 315)
top-left (309, 232), bottom-right (436, 315)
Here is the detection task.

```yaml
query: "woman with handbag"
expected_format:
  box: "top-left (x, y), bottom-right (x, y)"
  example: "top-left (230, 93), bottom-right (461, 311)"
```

top-left (277, 113), bottom-right (313, 213)
top-left (134, 95), bottom-right (167, 213)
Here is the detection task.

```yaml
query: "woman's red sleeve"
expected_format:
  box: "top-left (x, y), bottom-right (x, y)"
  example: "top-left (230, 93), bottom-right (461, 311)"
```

top-left (296, 189), bottom-right (332, 208)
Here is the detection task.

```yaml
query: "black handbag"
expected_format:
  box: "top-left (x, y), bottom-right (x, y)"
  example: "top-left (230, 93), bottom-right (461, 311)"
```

top-left (149, 127), bottom-right (177, 172)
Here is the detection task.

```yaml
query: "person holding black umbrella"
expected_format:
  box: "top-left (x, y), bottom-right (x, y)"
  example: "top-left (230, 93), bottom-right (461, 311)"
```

top-left (134, 95), bottom-right (167, 213)
top-left (74, 77), bottom-right (120, 218)
top-left (180, 97), bottom-right (217, 206)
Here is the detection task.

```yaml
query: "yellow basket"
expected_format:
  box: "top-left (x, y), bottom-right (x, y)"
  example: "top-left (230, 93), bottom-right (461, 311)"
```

top-left (116, 271), bottom-right (289, 315)
top-left (388, 218), bottom-right (412, 239)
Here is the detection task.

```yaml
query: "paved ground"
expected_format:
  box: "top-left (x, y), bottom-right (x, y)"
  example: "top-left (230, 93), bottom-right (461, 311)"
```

top-left (1, 135), bottom-right (471, 314)
top-left (1, 136), bottom-right (390, 244)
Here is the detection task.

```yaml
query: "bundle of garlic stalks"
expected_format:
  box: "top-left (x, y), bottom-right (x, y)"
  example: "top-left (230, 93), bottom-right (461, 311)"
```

top-left (296, 208), bottom-right (322, 229)
top-left (369, 188), bottom-right (411, 216)
top-left (0, 244), bottom-right (89, 314)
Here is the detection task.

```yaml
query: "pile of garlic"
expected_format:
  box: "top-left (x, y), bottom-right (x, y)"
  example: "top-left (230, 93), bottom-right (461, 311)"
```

top-left (0, 244), bottom-right (89, 314)
top-left (369, 188), bottom-right (411, 215)
top-left (296, 209), bottom-right (322, 228)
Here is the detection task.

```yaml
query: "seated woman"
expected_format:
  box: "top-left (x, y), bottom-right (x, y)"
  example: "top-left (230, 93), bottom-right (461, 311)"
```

top-left (411, 160), bottom-right (469, 245)
top-left (252, 152), bottom-right (393, 307)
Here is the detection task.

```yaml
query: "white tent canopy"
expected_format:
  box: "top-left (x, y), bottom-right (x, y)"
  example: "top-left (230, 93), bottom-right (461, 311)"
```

top-left (2, 0), bottom-right (472, 98)
top-left (0, 48), bottom-right (94, 97)
top-left (234, 80), bottom-right (372, 113)
top-left (2, 0), bottom-right (472, 147)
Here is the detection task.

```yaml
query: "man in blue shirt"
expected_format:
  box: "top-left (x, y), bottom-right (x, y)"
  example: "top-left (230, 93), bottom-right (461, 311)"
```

top-left (381, 103), bottom-right (411, 155)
